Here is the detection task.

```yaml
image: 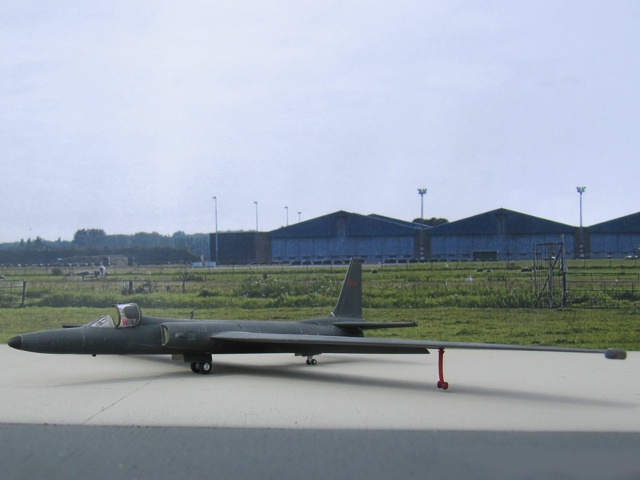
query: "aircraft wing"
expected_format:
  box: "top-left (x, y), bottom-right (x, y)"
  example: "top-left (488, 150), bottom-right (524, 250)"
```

top-left (211, 331), bottom-right (626, 359)
top-left (212, 331), bottom-right (429, 354)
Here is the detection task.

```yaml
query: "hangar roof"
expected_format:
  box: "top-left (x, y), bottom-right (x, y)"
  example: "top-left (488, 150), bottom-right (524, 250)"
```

top-left (270, 211), bottom-right (421, 238)
top-left (368, 214), bottom-right (428, 229)
top-left (428, 208), bottom-right (575, 236)
top-left (589, 212), bottom-right (640, 233)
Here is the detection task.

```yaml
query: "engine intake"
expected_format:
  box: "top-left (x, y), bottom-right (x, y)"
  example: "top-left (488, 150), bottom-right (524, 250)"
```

top-left (161, 322), bottom-right (211, 351)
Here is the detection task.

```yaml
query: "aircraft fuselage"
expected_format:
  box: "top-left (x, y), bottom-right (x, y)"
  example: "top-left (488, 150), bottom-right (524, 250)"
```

top-left (9, 316), bottom-right (356, 357)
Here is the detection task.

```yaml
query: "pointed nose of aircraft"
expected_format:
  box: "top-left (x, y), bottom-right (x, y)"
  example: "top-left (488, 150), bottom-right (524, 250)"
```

top-left (8, 335), bottom-right (23, 350)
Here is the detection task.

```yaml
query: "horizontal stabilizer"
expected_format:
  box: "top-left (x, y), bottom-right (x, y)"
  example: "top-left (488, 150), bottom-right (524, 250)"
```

top-left (333, 321), bottom-right (417, 330)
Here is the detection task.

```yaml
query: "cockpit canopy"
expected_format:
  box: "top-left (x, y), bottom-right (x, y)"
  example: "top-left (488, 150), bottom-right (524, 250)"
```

top-left (89, 303), bottom-right (142, 329)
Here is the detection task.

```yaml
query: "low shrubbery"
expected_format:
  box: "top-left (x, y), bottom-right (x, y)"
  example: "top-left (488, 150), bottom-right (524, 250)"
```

top-left (8, 261), bottom-right (640, 311)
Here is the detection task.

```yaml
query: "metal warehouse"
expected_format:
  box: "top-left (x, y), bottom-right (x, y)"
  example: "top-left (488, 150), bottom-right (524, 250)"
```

top-left (588, 212), bottom-right (640, 259)
top-left (270, 211), bottom-right (426, 264)
top-left (208, 208), bottom-right (640, 265)
top-left (425, 209), bottom-right (576, 262)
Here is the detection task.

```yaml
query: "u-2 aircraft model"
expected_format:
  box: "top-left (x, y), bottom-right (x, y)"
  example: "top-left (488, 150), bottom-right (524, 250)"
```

top-left (9, 258), bottom-right (626, 389)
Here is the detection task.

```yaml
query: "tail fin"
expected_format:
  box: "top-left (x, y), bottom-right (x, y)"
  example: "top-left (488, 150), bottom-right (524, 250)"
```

top-left (332, 258), bottom-right (363, 319)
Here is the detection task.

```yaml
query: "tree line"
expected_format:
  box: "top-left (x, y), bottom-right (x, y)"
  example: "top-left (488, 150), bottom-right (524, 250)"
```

top-left (0, 229), bottom-right (209, 266)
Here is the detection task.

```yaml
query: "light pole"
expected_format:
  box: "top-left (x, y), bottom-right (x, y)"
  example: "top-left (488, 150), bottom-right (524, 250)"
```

top-left (576, 186), bottom-right (586, 259)
top-left (254, 201), bottom-right (259, 232)
top-left (285, 206), bottom-right (289, 226)
top-left (212, 196), bottom-right (218, 266)
top-left (576, 186), bottom-right (586, 228)
top-left (417, 188), bottom-right (427, 219)
top-left (298, 211), bottom-right (301, 223)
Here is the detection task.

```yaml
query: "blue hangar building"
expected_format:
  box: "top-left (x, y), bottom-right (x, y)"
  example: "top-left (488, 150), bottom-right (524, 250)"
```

top-left (588, 211), bottom-right (640, 259)
top-left (209, 209), bottom-right (640, 265)
top-left (427, 208), bottom-right (576, 262)
top-left (270, 211), bottom-right (427, 265)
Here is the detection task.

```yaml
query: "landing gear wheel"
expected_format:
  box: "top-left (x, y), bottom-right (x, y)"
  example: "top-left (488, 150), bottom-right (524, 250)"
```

top-left (190, 362), bottom-right (200, 374)
top-left (437, 381), bottom-right (449, 390)
top-left (306, 356), bottom-right (317, 366)
top-left (199, 361), bottom-right (212, 375)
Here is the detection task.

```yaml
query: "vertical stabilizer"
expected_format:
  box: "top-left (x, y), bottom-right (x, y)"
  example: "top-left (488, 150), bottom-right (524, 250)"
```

top-left (332, 258), bottom-right (363, 319)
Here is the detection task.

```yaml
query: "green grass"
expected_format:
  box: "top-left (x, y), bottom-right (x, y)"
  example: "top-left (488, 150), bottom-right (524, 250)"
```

top-left (365, 307), bottom-right (639, 350)
top-left (1, 260), bottom-right (639, 349)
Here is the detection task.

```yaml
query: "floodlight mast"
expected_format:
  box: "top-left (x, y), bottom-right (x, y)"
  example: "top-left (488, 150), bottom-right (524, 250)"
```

top-left (254, 201), bottom-right (259, 232)
top-left (576, 186), bottom-right (586, 259)
top-left (576, 186), bottom-right (586, 228)
top-left (417, 188), bottom-right (427, 219)
top-left (212, 196), bottom-right (219, 266)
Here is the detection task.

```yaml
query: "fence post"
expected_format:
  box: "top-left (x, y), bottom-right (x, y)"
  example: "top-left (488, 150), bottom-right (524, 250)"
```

top-left (21, 280), bottom-right (27, 307)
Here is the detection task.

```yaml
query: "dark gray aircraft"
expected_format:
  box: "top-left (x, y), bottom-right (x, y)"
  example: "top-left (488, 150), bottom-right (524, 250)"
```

top-left (8, 258), bottom-right (626, 389)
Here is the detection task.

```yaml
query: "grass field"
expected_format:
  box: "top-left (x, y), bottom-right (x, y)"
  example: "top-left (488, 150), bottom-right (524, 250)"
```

top-left (1, 260), bottom-right (639, 349)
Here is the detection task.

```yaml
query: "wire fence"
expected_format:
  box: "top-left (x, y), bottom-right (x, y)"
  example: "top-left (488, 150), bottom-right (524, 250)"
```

top-left (567, 277), bottom-right (640, 308)
top-left (5, 262), bottom-right (640, 309)
top-left (0, 280), bottom-right (27, 307)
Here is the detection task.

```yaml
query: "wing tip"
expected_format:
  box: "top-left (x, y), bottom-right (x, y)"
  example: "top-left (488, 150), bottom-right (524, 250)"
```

top-left (605, 348), bottom-right (627, 360)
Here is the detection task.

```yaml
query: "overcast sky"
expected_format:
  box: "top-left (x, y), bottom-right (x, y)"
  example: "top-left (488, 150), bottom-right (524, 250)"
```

top-left (2, 1), bottom-right (639, 242)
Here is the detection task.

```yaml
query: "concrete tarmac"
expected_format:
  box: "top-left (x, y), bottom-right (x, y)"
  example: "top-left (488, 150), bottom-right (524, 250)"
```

top-left (1, 346), bottom-right (638, 430)
top-left (1, 346), bottom-right (639, 479)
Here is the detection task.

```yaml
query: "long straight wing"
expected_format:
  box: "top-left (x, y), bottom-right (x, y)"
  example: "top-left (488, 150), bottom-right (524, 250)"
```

top-left (211, 331), bottom-right (626, 359)
top-left (212, 331), bottom-right (429, 354)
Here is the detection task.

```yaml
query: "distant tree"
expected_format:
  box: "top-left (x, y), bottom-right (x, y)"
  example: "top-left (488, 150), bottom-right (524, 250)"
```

top-left (73, 229), bottom-right (107, 246)
top-left (413, 217), bottom-right (449, 227)
top-left (132, 232), bottom-right (167, 248)
top-left (172, 231), bottom-right (188, 250)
